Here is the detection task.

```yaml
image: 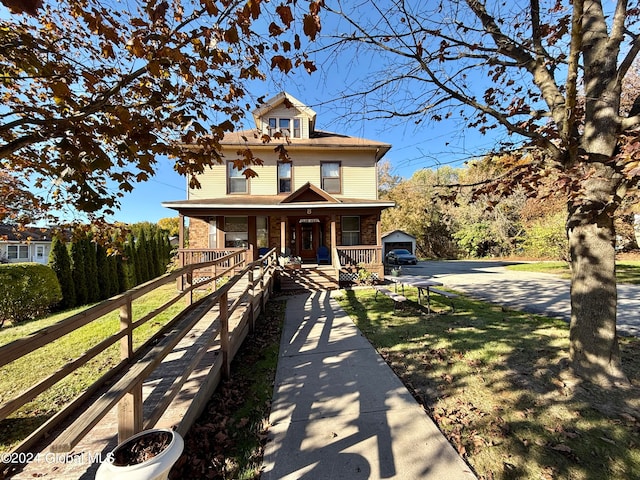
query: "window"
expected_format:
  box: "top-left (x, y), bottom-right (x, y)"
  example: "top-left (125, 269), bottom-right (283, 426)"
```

top-left (321, 162), bottom-right (341, 193)
top-left (228, 162), bottom-right (247, 194)
top-left (224, 217), bottom-right (248, 248)
top-left (268, 117), bottom-right (301, 138)
top-left (257, 216), bottom-right (268, 248)
top-left (7, 245), bottom-right (29, 260)
top-left (279, 118), bottom-right (290, 135)
top-left (293, 118), bottom-right (301, 138)
top-left (278, 162), bottom-right (292, 193)
top-left (342, 216), bottom-right (360, 246)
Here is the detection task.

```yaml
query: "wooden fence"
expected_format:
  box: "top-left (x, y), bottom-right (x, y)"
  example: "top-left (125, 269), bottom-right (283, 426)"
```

top-left (0, 248), bottom-right (277, 463)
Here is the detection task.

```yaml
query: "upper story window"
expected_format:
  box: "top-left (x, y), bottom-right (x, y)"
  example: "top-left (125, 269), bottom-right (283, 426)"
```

top-left (268, 117), bottom-right (302, 138)
top-left (321, 161), bottom-right (341, 194)
top-left (227, 162), bottom-right (248, 194)
top-left (278, 161), bottom-right (292, 194)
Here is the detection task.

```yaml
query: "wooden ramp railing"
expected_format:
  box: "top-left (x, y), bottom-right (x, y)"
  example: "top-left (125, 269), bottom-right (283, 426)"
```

top-left (0, 248), bottom-right (278, 465)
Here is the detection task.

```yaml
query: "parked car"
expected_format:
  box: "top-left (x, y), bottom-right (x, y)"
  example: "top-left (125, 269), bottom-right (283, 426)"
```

top-left (385, 249), bottom-right (417, 265)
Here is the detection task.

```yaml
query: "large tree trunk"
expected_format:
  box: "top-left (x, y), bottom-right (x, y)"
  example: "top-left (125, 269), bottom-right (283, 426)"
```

top-left (567, 201), bottom-right (627, 386)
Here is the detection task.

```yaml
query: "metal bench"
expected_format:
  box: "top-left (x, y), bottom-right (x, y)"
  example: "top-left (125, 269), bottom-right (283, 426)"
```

top-left (424, 287), bottom-right (458, 313)
top-left (374, 285), bottom-right (407, 312)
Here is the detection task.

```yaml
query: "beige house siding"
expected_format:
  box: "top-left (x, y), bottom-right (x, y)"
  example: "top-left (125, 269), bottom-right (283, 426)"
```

top-left (250, 162), bottom-right (278, 195)
top-left (187, 147), bottom-right (379, 199)
top-left (188, 164), bottom-right (227, 200)
top-left (341, 157), bottom-right (378, 199)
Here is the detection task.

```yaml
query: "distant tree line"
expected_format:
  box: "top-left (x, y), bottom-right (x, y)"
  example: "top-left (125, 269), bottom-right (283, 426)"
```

top-left (49, 222), bottom-right (173, 310)
top-left (379, 158), bottom-right (639, 260)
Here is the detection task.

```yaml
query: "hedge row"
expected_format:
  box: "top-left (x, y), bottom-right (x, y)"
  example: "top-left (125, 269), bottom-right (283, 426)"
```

top-left (0, 263), bottom-right (62, 326)
top-left (49, 224), bottom-right (173, 311)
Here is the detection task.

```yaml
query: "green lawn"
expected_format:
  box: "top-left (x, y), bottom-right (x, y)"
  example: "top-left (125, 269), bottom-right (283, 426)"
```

top-left (335, 287), bottom-right (640, 480)
top-left (506, 260), bottom-right (640, 284)
top-left (0, 284), bottom-right (185, 453)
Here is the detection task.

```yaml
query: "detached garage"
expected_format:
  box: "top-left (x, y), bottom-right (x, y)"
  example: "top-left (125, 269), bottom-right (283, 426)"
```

top-left (382, 230), bottom-right (416, 257)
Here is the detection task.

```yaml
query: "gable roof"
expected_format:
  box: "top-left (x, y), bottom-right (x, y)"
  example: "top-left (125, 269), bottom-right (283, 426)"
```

top-left (252, 92), bottom-right (317, 129)
top-left (382, 230), bottom-right (416, 240)
top-left (280, 182), bottom-right (340, 204)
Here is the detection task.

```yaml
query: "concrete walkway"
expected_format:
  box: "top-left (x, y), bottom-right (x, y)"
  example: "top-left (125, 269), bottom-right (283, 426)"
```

top-left (261, 291), bottom-right (477, 480)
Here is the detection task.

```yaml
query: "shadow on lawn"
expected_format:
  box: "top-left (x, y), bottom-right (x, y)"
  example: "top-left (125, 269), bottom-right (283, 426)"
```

top-left (0, 415), bottom-right (53, 454)
top-left (340, 288), bottom-right (640, 480)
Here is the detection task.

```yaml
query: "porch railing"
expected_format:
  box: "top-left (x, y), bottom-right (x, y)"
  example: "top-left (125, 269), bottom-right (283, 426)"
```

top-left (178, 248), bottom-right (246, 267)
top-left (336, 245), bottom-right (383, 266)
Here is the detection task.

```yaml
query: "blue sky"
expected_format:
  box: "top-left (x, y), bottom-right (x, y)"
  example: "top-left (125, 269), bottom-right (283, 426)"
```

top-left (109, 86), bottom-right (497, 225)
top-left (106, 4), bottom-right (512, 225)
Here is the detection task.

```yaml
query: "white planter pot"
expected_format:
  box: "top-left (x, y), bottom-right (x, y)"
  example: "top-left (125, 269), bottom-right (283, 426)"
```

top-left (96, 429), bottom-right (184, 480)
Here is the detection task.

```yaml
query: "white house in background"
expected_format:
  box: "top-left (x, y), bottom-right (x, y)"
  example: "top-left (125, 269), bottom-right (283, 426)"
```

top-left (0, 224), bottom-right (54, 264)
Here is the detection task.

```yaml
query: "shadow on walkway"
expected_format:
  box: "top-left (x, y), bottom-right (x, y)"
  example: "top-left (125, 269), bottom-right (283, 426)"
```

top-left (262, 291), bottom-right (476, 480)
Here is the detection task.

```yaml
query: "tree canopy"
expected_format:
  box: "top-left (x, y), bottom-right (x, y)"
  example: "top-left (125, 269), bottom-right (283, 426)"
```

top-left (0, 0), bottom-right (322, 223)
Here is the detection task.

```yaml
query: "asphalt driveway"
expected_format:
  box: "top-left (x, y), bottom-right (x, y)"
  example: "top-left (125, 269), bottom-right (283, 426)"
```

top-left (395, 260), bottom-right (640, 337)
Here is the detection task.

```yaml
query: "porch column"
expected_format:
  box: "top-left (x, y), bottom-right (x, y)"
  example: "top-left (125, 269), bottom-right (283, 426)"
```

top-left (280, 217), bottom-right (287, 255)
top-left (330, 215), bottom-right (337, 247)
top-left (376, 216), bottom-right (382, 264)
top-left (330, 215), bottom-right (337, 265)
top-left (178, 214), bottom-right (185, 268)
top-left (177, 215), bottom-right (185, 291)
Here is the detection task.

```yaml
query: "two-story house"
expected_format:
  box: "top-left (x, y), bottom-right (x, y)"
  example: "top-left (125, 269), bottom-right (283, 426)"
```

top-left (162, 92), bottom-right (394, 287)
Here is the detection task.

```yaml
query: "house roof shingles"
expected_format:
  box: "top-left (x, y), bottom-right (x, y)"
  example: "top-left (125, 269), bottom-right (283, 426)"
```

top-left (220, 129), bottom-right (391, 162)
top-left (0, 224), bottom-right (56, 242)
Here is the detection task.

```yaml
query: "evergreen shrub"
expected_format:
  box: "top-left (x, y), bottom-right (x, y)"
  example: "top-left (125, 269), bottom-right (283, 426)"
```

top-left (0, 263), bottom-right (62, 326)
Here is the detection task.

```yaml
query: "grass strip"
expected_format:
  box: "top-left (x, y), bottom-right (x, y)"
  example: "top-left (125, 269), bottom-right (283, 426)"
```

top-left (506, 260), bottom-right (640, 284)
top-left (335, 287), bottom-right (640, 480)
top-left (0, 284), bottom-right (185, 453)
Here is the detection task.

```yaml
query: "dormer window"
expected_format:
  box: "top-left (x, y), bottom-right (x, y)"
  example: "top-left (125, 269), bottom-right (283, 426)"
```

top-left (268, 117), bottom-right (302, 138)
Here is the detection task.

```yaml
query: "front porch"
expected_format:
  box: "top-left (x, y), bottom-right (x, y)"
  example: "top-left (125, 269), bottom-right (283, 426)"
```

top-left (166, 182), bottom-right (394, 290)
top-left (178, 245), bottom-right (384, 290)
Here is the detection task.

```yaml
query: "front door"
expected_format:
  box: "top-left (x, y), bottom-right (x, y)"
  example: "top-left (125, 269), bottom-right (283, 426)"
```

top-left (298, 222), bottom-right (319, 261)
